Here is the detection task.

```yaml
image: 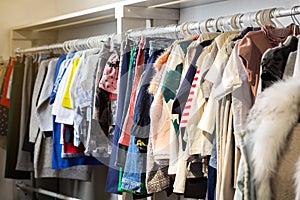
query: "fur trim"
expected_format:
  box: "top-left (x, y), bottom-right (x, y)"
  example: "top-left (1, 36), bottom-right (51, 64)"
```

top-left (295, 156), bottom-right (300, 200)
top-left (247, 78), bottom-right (300, 200)
top-left (148, 50), bottom-right (170, 95)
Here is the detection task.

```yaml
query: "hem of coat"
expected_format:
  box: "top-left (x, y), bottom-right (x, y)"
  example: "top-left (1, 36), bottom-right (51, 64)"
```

top-left (35, 167), bottom-right (91, 181)
top-left (173, 186), bottom-right (185, 194)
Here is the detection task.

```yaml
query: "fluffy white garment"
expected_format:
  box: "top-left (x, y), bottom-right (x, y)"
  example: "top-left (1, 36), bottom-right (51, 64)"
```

top-left (246, 78), bottom-right (300, 200)
top-left (295, 157), bottom-right (300, 200)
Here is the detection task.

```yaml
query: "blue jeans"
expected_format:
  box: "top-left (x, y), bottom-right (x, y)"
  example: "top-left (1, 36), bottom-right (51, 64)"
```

top-left (121, 135), bottom-right (147, 193)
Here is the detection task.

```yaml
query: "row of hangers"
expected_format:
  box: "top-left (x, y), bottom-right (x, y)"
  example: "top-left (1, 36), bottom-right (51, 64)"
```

top-left (16, 33), bottom-right (123, 55)
top-left (126, 6), bottom-right (300, 39)
top-left (176, 6), bottom-right (300, 38)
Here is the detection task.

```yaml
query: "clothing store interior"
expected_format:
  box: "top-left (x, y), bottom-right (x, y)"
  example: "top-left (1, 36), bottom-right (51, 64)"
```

top-left (1, 0), bottom-right (300, 199)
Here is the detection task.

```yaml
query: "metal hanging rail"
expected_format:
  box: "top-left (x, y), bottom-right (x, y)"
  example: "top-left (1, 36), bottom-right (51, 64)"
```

top-left (15, 34), bottom-right (115, 54)
top-left (126, 5), bottom-right (300, 38)
top-left (16, 181), bottom-right (81, 200)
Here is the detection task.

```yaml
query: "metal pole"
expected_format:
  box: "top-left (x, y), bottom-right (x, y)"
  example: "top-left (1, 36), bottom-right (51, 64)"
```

top-left (16, 182), bottom-right (81, 200)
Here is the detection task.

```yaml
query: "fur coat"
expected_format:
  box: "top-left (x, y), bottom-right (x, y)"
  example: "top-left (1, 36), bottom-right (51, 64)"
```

top-left (236, 77), bottom-right (300, 200)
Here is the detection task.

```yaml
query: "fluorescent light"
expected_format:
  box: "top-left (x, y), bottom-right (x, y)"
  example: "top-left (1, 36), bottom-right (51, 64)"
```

top-left (148, 0), bottom-right (193, 8)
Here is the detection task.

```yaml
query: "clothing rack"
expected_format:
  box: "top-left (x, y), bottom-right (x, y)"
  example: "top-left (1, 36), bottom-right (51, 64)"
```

top-left (16, 181), bottom-right (81, 200)
top-left (15, 34), bottom-right (117, 54)
top-left (16, 5), bottom-right (300, 54)
top-left (126, 5), bottom-right (300, 37)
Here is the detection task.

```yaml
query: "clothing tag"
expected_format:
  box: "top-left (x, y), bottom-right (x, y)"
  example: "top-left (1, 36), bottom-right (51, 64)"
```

top-left (86, 107), bottom-right (91, 122)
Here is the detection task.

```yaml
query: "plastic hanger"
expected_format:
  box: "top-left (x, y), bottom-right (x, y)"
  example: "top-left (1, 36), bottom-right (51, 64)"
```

top-left (260, 8), bottom-right (276, 27)
top-left (197, 21), bottom-right (202, 34)
top-left (199, 19), bottom-right (211, 33)
top-left (271, 8), bottom-right (284, 28)
top-left (185, 22), bottom-right (193, 36)
top-left (215, 17), bottom-right (225, 32)
top-left (204, 18), bottom-right (214, 32)
top-left (291, 6), bottom-right (300, 26)
top-left (254, 10), bottom-right (263, 27)
top-left (236, 14), bottom-right (244, 29)
top-left (180, 22), bottom-right (189, 38)
top-left (230, 13), bottom-right (240, 30)
top-left (223, 16), bottom-right (233, 31)
top-left (242, 12), bottom-right (254, 28)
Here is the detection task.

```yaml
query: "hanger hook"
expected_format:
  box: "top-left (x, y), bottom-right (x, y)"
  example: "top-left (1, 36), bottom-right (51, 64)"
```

top-left (291, 6), bottom-right (300, 25)
top-left (271, 8), bottom-right (284, 27)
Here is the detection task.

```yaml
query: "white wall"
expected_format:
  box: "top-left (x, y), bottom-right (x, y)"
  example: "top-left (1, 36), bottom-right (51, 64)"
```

top-left (57, 21), bottom-right (117, 42)
top-left (0, 1), bottom-right (58, 198)
top-left (0, 0), bottom-right (58, 60)
top-left (0, 0), bottom-right (122, 60)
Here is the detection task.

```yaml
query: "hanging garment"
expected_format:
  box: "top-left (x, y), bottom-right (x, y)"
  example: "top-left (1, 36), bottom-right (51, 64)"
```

top-left (53, 53), bottom-right (81, 125)
top-left (161, 39), bottom-right (194, 103)
top-left (149, 49), bottom-right (171, 162)
top-left (37, 58), bottom-right (58, 132)
top-left (121, 48), bottom-right (164, 194)
top-left (51, 52), bottom-right (101, 170)
top-left (23, 54), bottom-right (51, 152)
top-left (119, 36), bottom-right (145, 147)
top-left (173, 35), bottom-right (224, 196)
top-left (5, 58), bottom-right (31, 179)
top-left (0, 57), bottom-right (14, 108)
top-left (0, 61), bottom-right (8, 93)
top-left (145, 135), bottom-right (170, 194)
top-left (130, 38), bottom-right (174, 139)
top-left (238, 24), bottom-right (298, 100)
top-left (16, 56), bottom-right (36, 172)
top-left (99, 52), bottom-right (120, 94)
top-left (261, 35), bottom-right (298, 89)
top-left (172, 39), bottom-right (213, 116)
top-left (70, 49), bottom-right (103, 147)
top-left (235, 77), bottom-right (300, 200)
top-left (198, 31), bottom-right (240, 135)
top-left (29, 59), bottom-right (51, 143)
top-left (34, 131), bottom-right (92, 180)
top-left (283, 51), bottom-right (297, 78)
top-left (79, 46), bottom-right (112, 159)
top-left (0, 105), bottom-right (9, 135)
top-left (292, 35), bottom-right (300, 77)
top-left (146, 48), bottom-right (173, 194)
top-left (106, 38), bottom-right (133, 194)
top-left (115, 44), bottom-right (138, 169)
top-left (0, 61), bottom-right (9, 135)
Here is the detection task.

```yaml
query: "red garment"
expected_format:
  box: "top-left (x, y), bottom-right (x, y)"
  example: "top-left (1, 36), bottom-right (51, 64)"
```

top-left (0, 57), bottom-right (15, 108)
top-left (62, 124), bottom-right (85, 156)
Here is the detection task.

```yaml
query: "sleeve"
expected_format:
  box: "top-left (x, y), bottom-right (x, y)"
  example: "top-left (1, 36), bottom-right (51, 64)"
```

top-left (237, 35), bottom-right (261, 97)
top-left (238, 36), bottom-right (255, 84)
top-left (214, 44), bottom-right (243, 100)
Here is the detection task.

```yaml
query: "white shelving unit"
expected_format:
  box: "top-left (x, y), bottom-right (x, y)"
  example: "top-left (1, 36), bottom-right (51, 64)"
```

top-left (10, 0), bottom-right (225, 53)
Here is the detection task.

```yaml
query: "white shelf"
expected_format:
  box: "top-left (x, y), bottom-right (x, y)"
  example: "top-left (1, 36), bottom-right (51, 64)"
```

top-left (12, 0), bottom-right (225, 32)
top-left (10, 0), bottom-right (225, 53)
top-left (12, 0), bottom-right (138, 32)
